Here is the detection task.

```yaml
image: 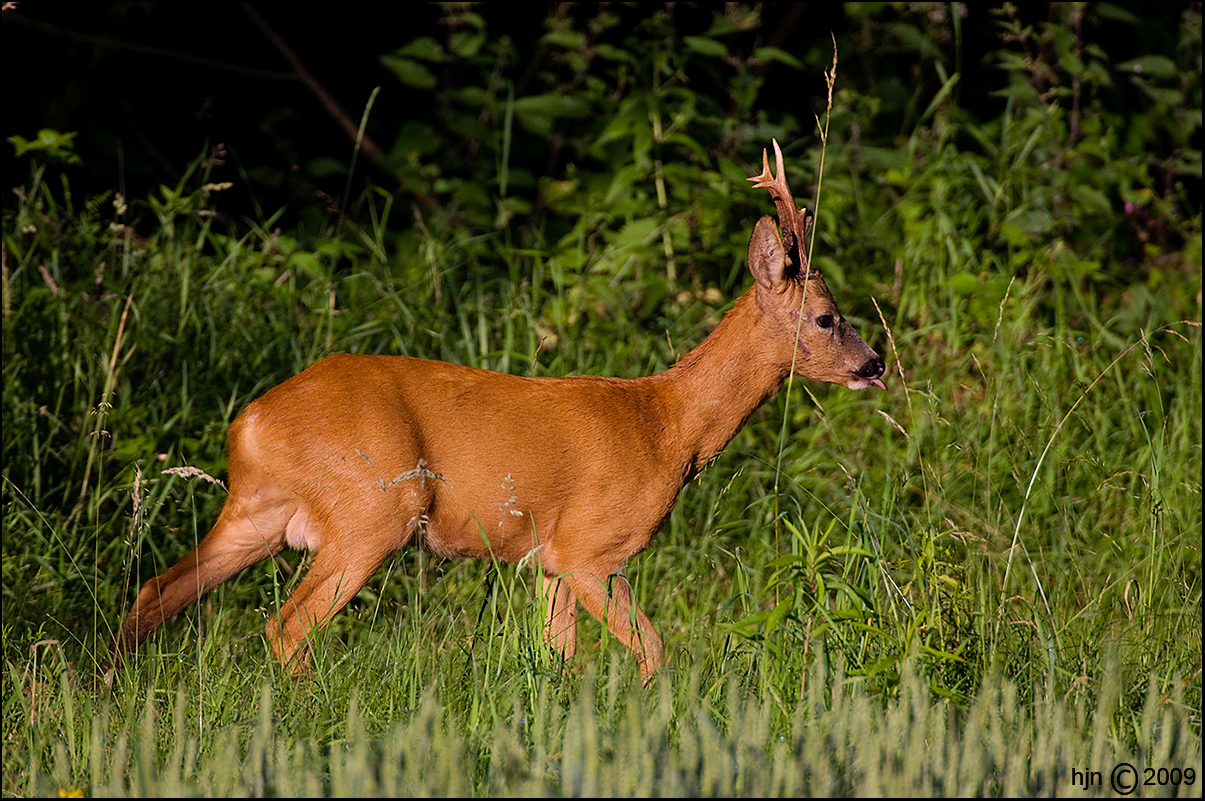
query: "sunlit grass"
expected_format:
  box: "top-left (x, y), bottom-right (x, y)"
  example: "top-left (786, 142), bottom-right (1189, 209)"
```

top-left (6, 645), bottom-right (1199, 796)
top-left (3, 87), bottom-right (1201, 797)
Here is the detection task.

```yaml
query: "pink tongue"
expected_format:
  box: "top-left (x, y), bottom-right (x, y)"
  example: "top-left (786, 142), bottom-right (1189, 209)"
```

top-left (870, 378), bottom-right (886, 390)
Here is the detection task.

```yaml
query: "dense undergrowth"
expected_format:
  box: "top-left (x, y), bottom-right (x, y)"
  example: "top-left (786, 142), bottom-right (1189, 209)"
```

top-left (3, 3), bottom-right (1200, 795)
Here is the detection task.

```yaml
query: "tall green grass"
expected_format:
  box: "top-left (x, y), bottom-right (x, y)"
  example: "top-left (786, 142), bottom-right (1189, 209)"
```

top-left (3, 6), bottom-right (1201, 791)
top-left (3, 144), bottom-right (1199, 794)
top-left (8, 651), bottom-right (1199, 796)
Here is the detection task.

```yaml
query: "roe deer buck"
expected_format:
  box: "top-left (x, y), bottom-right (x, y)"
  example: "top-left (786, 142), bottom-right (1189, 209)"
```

top-left (111, 140), bottom-right (885, 683)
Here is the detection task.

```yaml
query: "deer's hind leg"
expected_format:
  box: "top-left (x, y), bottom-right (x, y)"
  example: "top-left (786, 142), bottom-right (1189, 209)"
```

top-left (114, 489), bottom-right (298, 660)
top-left (265, 493), bottom-right (426, 674)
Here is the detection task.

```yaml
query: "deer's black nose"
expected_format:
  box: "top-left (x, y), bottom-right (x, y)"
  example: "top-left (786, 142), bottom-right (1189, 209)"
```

top-left (857, 355), bottom-right (885, 379)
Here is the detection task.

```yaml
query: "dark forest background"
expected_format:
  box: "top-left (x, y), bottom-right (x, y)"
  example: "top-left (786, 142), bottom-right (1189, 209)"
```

top-left (6, 3), bottom-right (1199, 263)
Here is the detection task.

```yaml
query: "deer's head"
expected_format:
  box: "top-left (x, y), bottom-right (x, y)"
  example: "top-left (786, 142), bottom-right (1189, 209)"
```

top-left (746, 141), bottom-right (885, 391)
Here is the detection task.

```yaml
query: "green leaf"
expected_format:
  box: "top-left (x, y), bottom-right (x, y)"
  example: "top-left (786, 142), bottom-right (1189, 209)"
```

top-left (380, 55), bottom-right (438, 89)
top-left (8, 129), bottom-right (82, 164)
top-left (1094, 3), bottom-right (1141, 24)
top-left (449, 31), bottom-right (485, 58)
top-left (513, 93), bottom-right (588, 136)
top-left (610, 217), bottom-right (660, 249)
top-left (306, 157), bottom-right (346, 179)
top-left (7, 135), bottom-right (33, 156)
top-left (542, 29), bottom-right (586, 50)
top-left (593, 43), bottom-right (634, 63)
top-left (763, 597), bottom-right (793, 635)
top-left (396, 37), bottom-right (446, 62)
top-left (753, 46), bottom-right (802, 70)
top-left (948, 272), bottom-right (980, 296)
top-left (683, 36), bottom-right (728, 58)
top-left (387, 121), bottom-right (442, 163)
top-left (513, 93), bottom-right (588, 119)
top-left (1116, 55), bottom-right (1178, 80)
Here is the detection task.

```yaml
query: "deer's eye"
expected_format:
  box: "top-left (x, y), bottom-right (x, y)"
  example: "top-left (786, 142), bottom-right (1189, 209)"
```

top-left (817, 314), bottom-right (834, 329)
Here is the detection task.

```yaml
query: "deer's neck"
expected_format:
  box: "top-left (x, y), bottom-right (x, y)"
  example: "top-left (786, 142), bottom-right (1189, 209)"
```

top-left (656, 288), bottom-right (789, 474)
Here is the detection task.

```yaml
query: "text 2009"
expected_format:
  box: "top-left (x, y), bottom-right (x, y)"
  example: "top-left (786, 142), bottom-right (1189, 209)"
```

top-left (1145, 767), bottom-right (1195, 786)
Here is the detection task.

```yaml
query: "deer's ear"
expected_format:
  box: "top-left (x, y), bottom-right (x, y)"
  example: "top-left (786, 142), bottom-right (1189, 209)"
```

top-left (747, 215), bottom-right (787, 290)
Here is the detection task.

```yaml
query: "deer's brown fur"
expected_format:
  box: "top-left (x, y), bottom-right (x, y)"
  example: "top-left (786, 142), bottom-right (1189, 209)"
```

top-left (112, 141), bottom-right (885, 682)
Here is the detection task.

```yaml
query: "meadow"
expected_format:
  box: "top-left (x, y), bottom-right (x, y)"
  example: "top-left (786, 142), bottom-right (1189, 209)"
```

top-left (3, 3), bottom-right (1201, 795)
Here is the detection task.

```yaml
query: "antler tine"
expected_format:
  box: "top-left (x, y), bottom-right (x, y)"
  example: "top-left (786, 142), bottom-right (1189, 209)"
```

top-left (747, 139), bottom-right (810, 263)
top-left (747, 139), bottom-right (792, 205)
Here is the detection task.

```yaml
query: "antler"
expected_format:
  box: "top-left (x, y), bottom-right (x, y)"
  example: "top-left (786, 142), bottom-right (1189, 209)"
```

top-left (747, 139), bottom-right (814, 270)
